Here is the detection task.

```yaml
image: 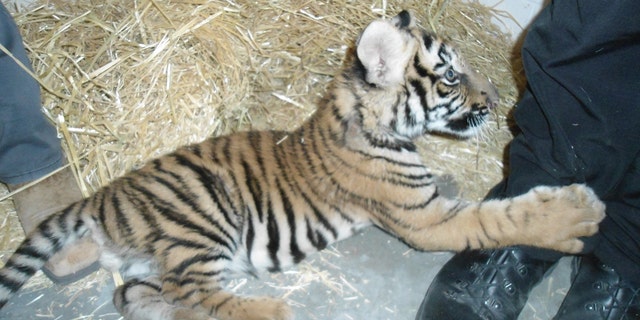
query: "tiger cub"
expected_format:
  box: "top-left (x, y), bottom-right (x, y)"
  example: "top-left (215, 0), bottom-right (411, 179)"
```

top-left (0, 10), bottom-right (604, 320)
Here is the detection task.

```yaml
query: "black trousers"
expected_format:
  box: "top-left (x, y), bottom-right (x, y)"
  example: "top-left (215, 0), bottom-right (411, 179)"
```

top-left (487, 0), bottom-right (640, 286)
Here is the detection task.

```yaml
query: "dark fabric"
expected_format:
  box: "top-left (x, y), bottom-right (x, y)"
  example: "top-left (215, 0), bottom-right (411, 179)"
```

top-left (0, 4), bottom-right (63, 184)
top-left (486, 0), bottom-right (640, 286)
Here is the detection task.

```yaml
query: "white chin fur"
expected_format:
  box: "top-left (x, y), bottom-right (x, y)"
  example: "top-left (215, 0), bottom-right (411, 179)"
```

top-left (426, 122), bottom-right (480, 139)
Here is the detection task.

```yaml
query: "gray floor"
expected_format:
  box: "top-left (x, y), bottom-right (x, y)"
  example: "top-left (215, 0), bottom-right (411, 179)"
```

top-left (0, 226), bottom-right (573, 320)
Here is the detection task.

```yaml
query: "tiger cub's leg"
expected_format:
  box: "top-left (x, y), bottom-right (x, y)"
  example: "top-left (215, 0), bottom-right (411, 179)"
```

top-left (161, 279), bottom-right (291, 320)
top-left (383, 184), bottom-right (606, 253)
top-left (159, 253), bottom-right (292, 320)
top-left (113, 276), bottom-right (212, 320)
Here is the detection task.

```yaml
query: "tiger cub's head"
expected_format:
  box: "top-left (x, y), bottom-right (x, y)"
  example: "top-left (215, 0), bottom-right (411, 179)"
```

top-left (347, 10), bottom-right (498, 142)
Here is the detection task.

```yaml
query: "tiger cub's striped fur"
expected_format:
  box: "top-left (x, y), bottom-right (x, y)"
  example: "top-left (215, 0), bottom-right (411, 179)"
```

top-left (0, 11), bottom-right (605, 320)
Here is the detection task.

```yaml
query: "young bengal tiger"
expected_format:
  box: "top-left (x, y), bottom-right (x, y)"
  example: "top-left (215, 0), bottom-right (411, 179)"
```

top-left (0, 10), bottom-right (605, 320)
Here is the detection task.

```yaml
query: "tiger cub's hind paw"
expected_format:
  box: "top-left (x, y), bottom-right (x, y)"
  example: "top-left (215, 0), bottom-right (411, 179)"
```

top-left (254, 298), bottom-right (293, 320)
top-left (173, 308), bottom-right (214, 320)
top-left (217, 296), bottom-right (293, 320)
top-left (249, 297), bottom-right (293, 320)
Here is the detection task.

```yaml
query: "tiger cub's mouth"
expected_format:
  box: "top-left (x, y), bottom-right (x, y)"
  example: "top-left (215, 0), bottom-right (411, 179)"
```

top-left (427, 84), bottom-right (499, 139)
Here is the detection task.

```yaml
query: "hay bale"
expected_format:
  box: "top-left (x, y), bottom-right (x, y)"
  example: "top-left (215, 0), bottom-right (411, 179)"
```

top-left (2, 0), bottom-right (518, 291)
top-left (9, 0), bottom-right (517, 195)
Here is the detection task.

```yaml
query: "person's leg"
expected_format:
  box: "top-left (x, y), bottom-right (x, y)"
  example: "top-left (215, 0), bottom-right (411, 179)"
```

top-left (553, 255), bottom-right (640, 320)
top-left (0, 3), bottom-right (100, 283)
top-left (553, 151), bottom-right (640, 320)
top-left (0, 4), bottom-right (63, 183)
top-left (415, 134), bottom-right (565, 320)
top-left (417, 0), bottom-right (640, 319)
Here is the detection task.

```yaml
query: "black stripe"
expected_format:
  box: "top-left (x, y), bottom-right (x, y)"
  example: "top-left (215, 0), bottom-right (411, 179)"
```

top-left (431, 202), bottom-right (470, 228)
top-left (174, 288), bottom-right (200, 303)
top-left (109, 184), bottom-right (137, 241)
top-left (307, 119), bottom-right (338, 175)
top-left (241, 160), bottom-right (265, 223)
top-left (96, 190), bottom-right (107, 226)
top-left (274, 126), bottom-right (350, 243)
top-left (271, 133), bottom-right (315, 259)
top-left (163, 274), bottom-right (217, 289)
top-left (118, 181), bottom-right (162, 245)
top-left (202, 140), bottom-right (222, 166)
top-left (213, 295), bottom-right (234, 314)
top-left (276, 180), bottom-right (306, 264)
top-left (287, 125), bottom-right (339, 238)
top-left (478, 216), bottom-right (498, 246)
top-left (413, 55), bottom-right (429, 78)
top-left (135, 279), bottom-right (162, 292)
top-left (330, 102), bottom-right (345, 125)
top-left (362, 131), bottom-right (417, 152)
top-left (150, 170), bottom-right (235, 245)
top-left (190, 143), bottom-right (203, 159)
top-left (152, 163), bottom-right (211, 215)
top-left (184, 270), bottom-right (222, 278)
top-left (14, 243), bottom-right (48, 261)
top-left (295, 125), bottom-right (318, 174)
top-left (245, 214), bottom-right (255, 265)
top-left (37, 218), bottom-right (64, 252)
top-left (410, 79), bottom-right (430, 118)
top-left (165, 237), bottom-right (210, 251)
top-left (476, 236), bottom-right (486, 249)
top-left (53, 208), bottom-right (69, 236)
top-left (434, 62), bottom-right (447, 70)
top-left (351, 150), bottom-right (424, 167)
top-left (392, 190), bottom-right (440, 210)
top-left (171, 155), bottom-right (239, 230)
top-left (505, 203), bottom-right (516, 227)
top-left (2, 259), bottom-right (37, 276)
top-left (438, 44), bottom-right (451, 63)
top-left (70, 200), bottom-right (89, 234)
top-left (317, 125), bottom-right (428, 189)
top-left (389, 171), bottom-right (433, 180)
top-left (302, 193), bottom-right (337, 239)
top-left (305, 217), bottom-right (328, 251)
top-left (248, 132), bottom-right (266, 174)
top-left (422, 34), bottom-right (434, 51)
top-left (403, 94), bottom-right (417, 128)
top-left (209, 174), bottom-right (241, 228)
top-left (127, 182), bottom-right (233, 253)
top-left (0, 273), bottom-right (23, 292)
top-left (276, 132), bottom-right (353, 225)
top-left (413, 55), bottom-right (438, 83)
top-left (167, 253), bottom-right (229, 276)
top-left (118, 278), bottom-right (163, 305)
top-left (266, 199), bottom-right (280, 272)
top-left (294, 125), bottom-right (387, 230)
top-left (222, 136), bottom-right (233, 161)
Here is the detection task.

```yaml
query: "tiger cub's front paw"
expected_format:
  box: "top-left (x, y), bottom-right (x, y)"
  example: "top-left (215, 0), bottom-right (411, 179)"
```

top-left (516, 184), bottom-right (605, 253)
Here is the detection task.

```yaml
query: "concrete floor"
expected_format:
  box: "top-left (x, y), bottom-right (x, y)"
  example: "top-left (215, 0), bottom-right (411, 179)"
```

top-left (0, 226), bottom-right (574, 320)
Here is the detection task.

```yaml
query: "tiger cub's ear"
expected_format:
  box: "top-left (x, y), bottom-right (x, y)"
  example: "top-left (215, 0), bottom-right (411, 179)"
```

top-left (356, 11), bottom-right (417, 87)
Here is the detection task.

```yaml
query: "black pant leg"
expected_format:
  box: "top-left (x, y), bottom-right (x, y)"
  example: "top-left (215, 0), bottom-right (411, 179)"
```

top-left (489, 0), bottom-right (640, 280)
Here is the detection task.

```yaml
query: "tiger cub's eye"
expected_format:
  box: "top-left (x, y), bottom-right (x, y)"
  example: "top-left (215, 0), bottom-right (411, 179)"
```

top-left (444, 67), bottom-right (458, 83)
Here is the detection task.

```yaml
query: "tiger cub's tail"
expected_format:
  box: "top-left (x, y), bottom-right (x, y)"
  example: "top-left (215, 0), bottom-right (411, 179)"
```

top-left (0, 199), bottom-right (91, 308)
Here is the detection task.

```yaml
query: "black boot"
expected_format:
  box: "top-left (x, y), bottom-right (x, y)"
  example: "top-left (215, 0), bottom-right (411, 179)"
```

top-left (416, 248), bottom-right (558, 320)
top-left (553, 255), bottom-right (640, 320)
